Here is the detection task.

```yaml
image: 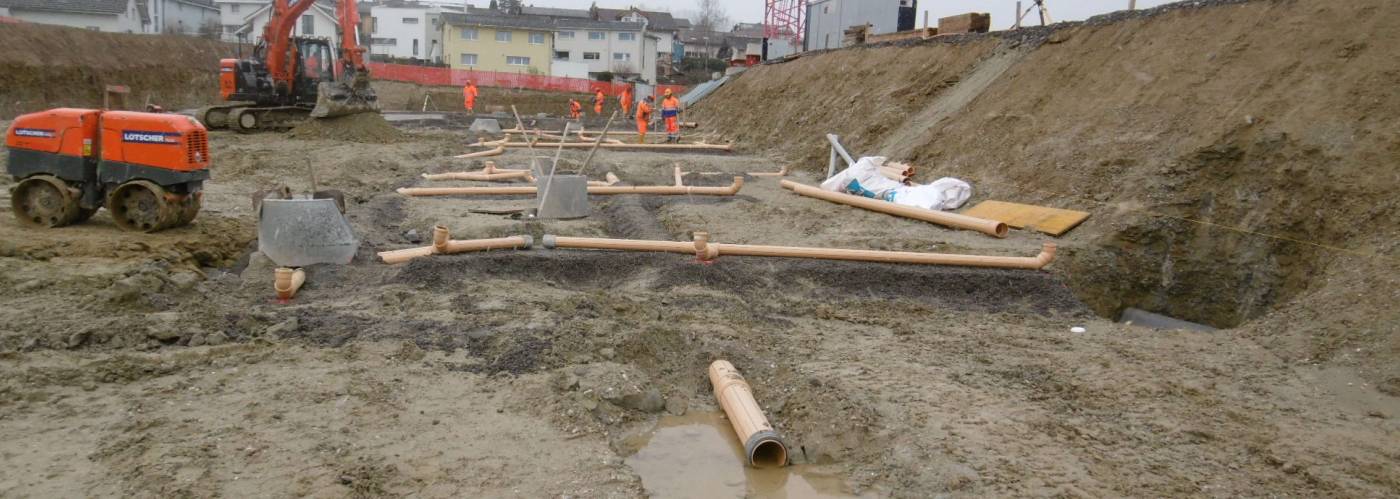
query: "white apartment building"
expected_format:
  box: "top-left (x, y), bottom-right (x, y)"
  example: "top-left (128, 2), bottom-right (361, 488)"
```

top-left (233, 0), bottom-right (338, 47)
top-left (368, 2), bottom-right (463, 63)
top-left (145, 0), bottom-right (220, 35)
top-left (552, 18), bottom-right (656, 83)
top-left (213, 0), bottom-right (264, 40)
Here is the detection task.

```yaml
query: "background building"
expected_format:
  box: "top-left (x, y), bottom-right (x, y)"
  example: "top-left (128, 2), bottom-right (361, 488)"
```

top-left (0, 0), bottom-right (145, 32)
top-left (213, 0), bottom-right (265, 41)
top-left (234, 0), bottom-right (339, 48)
top-left (144, 0), bottom-right (220, 35)
top-left (552, 18), bottom-right (651, 82)
top-left (441, 10), bottom-right (553, 75)
top-left (805, 0), bottom-right (917, 51)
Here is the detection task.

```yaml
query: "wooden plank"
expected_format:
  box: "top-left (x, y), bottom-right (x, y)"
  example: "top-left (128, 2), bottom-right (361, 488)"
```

top-left (962, 200), bottom-right (1090, 237)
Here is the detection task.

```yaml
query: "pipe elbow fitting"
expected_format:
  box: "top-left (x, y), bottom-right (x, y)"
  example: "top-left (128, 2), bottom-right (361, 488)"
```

top-left (432, 225), bottom-right (451, 253)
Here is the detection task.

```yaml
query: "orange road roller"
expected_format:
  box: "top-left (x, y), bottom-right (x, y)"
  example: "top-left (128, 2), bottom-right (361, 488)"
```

top-left (6, 108), bottom-right (210, 232)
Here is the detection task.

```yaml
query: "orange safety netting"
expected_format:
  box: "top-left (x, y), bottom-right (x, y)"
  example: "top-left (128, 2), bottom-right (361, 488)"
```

top-left (368, 62), bottom-right (685, 99)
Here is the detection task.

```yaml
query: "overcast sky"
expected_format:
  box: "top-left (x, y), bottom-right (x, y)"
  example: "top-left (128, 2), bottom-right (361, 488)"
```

top-left (514, 1), bottom-right (1178, 29)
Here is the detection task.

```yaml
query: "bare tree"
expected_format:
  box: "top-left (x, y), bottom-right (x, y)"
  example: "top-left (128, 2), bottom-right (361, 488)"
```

top-left (495, 0), bottom-right (523, 14)
top-left (691, 0), bottom-right (730, 31)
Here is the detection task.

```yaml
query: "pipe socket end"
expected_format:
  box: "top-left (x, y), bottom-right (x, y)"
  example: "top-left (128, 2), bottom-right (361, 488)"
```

top-left (745, 431), bottom-right (789, 468)
top-left (519, 235), bottom-right (534, 249)
top-left (542, 234), bottom-right (557, 249)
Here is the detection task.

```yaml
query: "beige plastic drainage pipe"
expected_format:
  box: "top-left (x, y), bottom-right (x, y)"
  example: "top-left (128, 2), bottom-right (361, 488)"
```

top-left (423, 161), bottom-right (534, 181)
top-left (703, 236), bottom-right (1058, 270)
top-left (709, 360), bottom-right (788, 468)
top-left (543, 233), bottom-right (1056, 270)
top-left (396, 177), bottom-right (743, 197)
top-left (780, 180), bottom-right (1009, 238)
top-left (377, 225), bottom-right (533, 264)
top-left (454, 146), bottom-right (506, 159)
top-left (274, 267), bottom-right (305, 300)
top-left (498, 141), bottom-right (733, 152)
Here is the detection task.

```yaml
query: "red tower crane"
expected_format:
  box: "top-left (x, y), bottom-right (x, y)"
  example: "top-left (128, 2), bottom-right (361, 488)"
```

top-left (764, 0), bottom-right (806, 46)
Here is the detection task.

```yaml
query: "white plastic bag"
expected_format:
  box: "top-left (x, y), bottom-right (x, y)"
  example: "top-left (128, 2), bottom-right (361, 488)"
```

top-left (893, 177), bottom-right (972, 211)
top-left (821, 157), bottom-right (973, 211)
top-left (820, 156), bottom-right (903, 201)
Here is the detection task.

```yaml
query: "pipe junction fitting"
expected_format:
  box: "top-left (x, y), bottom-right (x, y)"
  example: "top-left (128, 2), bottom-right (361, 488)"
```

top-left (274, 267), bottom-right (305, 300)
top-left (378, 225), bottom-right (533, 264)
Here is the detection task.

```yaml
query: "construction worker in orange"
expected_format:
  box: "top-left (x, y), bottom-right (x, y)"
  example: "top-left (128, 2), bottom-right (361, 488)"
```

top-left (660, 88), bottom-right (682, 143)
top-left (636, 95), bottom-right (654, 144)
top-left (620, 85), bottom-right (634, 118)
top-left (593, 88), bottom-right (606, 115)
top-left (463, 80), bottom-right (479, 113)
top-left (569, 99), bottom-right (582, 119)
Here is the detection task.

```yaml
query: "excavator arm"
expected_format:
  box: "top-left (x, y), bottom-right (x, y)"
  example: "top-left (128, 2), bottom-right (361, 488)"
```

top-left (313, 0), bottom-right (378, 118)
top-left (261, 0), bottom-right (320, 93)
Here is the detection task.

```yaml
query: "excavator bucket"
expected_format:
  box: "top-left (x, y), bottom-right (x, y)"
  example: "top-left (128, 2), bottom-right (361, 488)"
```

top-left (310, 75), bottom-right (380, 119)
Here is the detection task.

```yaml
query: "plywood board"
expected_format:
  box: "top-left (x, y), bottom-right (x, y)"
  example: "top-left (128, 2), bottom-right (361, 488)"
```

top-left (962, 200), bottom-right (1090, 237)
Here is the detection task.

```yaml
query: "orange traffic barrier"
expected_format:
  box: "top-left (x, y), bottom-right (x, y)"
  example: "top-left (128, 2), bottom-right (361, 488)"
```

top-left (274, 267), bottom-right (305, 300)
top-left (709, 360), bottom-right (788, 468)
top-left (378, 225), bottom-right (532, 264)
top-left (544, 233), bottom-right (1056, 269)
top-left (780, 180), bottom-right (1008, 238)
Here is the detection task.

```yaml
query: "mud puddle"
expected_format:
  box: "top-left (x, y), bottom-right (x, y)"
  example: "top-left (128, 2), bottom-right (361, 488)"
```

top-left (622, 412), bottom-right (860, 498)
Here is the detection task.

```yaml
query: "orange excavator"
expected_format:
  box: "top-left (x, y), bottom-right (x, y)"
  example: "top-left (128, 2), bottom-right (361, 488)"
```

top-left (199, 0), bottom-right (378, 132)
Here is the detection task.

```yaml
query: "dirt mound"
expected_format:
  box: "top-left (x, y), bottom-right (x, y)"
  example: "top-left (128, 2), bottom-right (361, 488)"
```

top-left (289, 112), bottom-right (405, 143)
top-left (0, 24), bottom-right (233, 118)
top-left (692, 0), bottom-right (1400, 376)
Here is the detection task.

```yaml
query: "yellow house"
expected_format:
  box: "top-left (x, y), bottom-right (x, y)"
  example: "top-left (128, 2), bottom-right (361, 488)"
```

top-left (441, 11), bottom-right (553, 74)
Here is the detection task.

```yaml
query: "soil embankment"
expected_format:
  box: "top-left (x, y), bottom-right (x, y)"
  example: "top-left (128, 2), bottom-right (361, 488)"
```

top-left (0, 23), bottom-right (234, 118)
top-left (693, 0), bottom-right (1400, 374)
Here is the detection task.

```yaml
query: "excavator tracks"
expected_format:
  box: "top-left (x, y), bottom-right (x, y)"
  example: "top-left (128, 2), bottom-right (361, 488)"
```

top-left (198, 105), bottom-right (311, 133)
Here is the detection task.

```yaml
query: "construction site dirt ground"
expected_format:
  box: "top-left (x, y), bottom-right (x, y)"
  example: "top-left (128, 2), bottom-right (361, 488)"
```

top-left (3, 1), bottom-right (1400, 497)
top-left (1, 117), bottom-right (1396, 497)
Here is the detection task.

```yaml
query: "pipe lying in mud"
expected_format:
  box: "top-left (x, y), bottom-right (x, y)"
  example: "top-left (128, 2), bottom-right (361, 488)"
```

top-left (780, 180), bottom-right (1009, 238)
top-left (495, 141), bottom-right (733, 152)
top-left (396, 177), bottom-right (743, 197)
top-left (422, 161), bottom-right (533, 181)
top-left (454, 146), bottom-right (506, 159)
top-left (377, 225), bottom-right (533, 264)
top-left (709, 360), bottom-right (788, 468)
top-left (274, 267), bottom-right (305, 300)
top-left (543, 233), bottom-right (1057, 269)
